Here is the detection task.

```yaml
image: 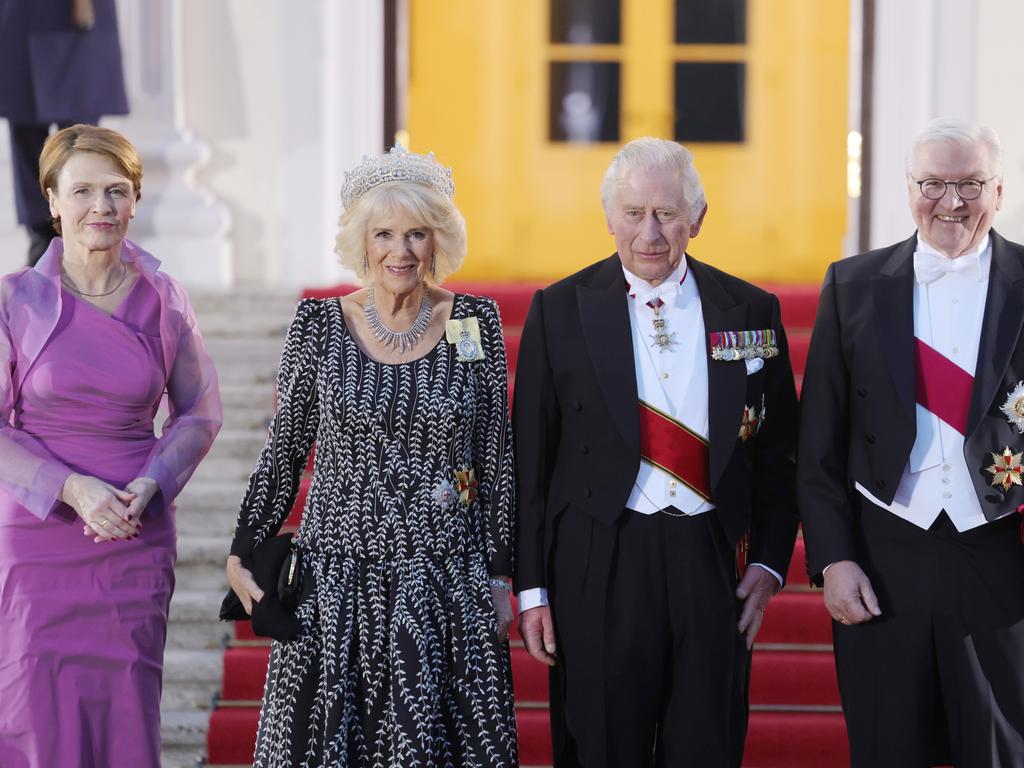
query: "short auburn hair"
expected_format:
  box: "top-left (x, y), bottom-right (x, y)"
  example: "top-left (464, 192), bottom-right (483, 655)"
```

top-left (39, 124), bottom-right (143, 233)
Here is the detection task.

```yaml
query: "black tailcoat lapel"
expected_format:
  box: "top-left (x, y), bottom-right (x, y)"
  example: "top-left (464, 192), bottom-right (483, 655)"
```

top-left (689, 258), bottom-right (749, 490)
top-left (577, 255), bottom-right (639, 453)
top-left (968, 231), bottom-right (1024, 434)
top-left (875, 236), bottom-right (918, 422)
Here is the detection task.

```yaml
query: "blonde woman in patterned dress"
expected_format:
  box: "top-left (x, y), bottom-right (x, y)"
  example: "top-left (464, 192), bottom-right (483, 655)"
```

top-left (225, 146), bottom-right (517, 767)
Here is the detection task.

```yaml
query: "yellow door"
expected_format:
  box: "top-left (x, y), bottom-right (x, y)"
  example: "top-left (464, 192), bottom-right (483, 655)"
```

top-left (407, 0), bottom-right (848, 284)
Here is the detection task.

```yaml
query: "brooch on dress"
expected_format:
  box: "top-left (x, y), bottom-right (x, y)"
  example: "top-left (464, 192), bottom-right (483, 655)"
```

top-left (710, 329), bottom-right (779, 361)
top-left (445, 317), bottom-right (485, 362)
top-left (999, 382), bottom-right (1024, 434)
top-left (454, 466), bottom-right (478, 505)
top-left (987, 447), bottom-right (1023, 491)
top-left (432, 479), bottom-right (458, 511)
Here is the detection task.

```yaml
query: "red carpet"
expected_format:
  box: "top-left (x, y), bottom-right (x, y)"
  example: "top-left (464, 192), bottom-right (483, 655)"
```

top-left (207, 282), bottom-right (848, 767)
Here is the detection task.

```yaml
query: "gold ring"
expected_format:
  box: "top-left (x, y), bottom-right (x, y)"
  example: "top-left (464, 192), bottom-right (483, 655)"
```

top-left (100, 520), bottom-right (111, 529)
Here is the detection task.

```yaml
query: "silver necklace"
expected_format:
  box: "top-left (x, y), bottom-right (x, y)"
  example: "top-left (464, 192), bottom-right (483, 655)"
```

top-left (364, 285), bottom-right (433, 353)
top-left (61, 262), bottom-right (128, 298)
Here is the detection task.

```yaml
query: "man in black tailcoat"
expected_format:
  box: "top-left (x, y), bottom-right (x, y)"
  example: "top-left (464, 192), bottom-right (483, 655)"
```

top-left (799, 118), bottom-right (1024, 767)
top-left (513, 137), bottom-right (800, 768)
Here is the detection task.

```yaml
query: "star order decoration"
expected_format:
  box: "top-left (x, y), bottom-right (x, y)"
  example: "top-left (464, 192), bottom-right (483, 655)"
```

top-left (454, 466), bottom-right (478, 506)
top-left (999, 382), bottom-right (1024, 434)
top-left (987, 447), bottom-right (1024, 492)
top-left (738, 405), bottom-right (760, 442)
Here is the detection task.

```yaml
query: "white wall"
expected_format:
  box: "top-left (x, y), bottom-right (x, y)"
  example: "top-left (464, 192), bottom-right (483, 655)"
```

top-left (0, 1), bottom-right (383, 287)
top-left (867, 0), bottom-right (1024, 251)
top-left (975, 0), bottom-right (1024, 245)
top-left (181, 0), bottom-right (383, 288)
top-left (868, 0), bottom-right (978, 249)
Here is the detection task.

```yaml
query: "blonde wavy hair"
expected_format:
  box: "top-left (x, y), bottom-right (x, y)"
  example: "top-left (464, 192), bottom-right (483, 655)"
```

top-left (335, 181), bottom-right (467, 285)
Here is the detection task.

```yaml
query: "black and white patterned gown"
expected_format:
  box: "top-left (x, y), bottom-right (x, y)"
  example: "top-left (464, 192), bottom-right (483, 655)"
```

top-left (230, 294), bottom-right (518, 767)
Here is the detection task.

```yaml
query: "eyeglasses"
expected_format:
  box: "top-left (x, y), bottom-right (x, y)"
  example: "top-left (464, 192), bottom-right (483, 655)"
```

top-left (913, 176), bottom-right (999, 201)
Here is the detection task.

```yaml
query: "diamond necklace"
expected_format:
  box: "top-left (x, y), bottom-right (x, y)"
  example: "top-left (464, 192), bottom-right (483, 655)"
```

top-left (364, 285), bottom-right (433, 353)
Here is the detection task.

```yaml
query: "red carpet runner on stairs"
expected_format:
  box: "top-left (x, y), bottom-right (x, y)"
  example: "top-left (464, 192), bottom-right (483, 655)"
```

top-left (206, 282), bottom-right (848, 768)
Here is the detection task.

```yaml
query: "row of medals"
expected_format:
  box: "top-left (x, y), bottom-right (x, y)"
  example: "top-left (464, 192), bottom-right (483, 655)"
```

top-left (651, 305), bottom-right (779, 360)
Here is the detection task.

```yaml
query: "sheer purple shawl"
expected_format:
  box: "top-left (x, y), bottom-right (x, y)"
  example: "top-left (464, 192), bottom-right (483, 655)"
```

top-left (0, 237), bottom-right (223, 520)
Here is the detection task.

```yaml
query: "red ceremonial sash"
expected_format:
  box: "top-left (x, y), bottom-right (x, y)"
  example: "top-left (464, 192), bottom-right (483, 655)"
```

top-left (914, 338), bottom-right (974, 435)
top-left (638, 401), bottom-right (712, 501)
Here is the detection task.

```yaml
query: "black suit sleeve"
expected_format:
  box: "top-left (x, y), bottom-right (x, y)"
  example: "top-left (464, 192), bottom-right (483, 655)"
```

top-left (797, 264), bottom-right (857, 583)
top-left (749, 293), bottom-right (801, 579)
top-left (513, 289), bottom-right (561, 593)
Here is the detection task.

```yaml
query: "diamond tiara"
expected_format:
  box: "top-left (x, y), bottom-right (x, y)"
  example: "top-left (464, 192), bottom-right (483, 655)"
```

top-left (340, 144), bottom-right (455, 210)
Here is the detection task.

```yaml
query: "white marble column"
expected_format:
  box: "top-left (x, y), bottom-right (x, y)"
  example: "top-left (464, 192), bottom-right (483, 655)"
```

top-left (106, 0), bottom-right (232, 287)
top-left (276, 0), bottom-right (383, 288)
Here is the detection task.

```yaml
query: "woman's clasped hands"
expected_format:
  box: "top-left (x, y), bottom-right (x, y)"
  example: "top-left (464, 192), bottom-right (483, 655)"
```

top-left (61, 473), bottom-right (159, 542)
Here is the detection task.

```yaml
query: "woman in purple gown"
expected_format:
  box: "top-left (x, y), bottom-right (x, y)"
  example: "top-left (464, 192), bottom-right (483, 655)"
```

top-left (0, 125), bottom-right (222, 767)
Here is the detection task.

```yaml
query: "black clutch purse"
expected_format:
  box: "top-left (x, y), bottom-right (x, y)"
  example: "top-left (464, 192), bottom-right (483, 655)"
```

top-left (220, 533), bottom-right (309, 642)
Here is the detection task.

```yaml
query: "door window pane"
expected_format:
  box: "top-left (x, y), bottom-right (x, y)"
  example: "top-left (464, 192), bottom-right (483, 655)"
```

top-left (674, 62), bottom-right (745, 142)
top-left (550, 62), bottom-right (620, 143)
top-left (675, 0), bottom-right (746, 44)
top-left (550, 0), bottom-right (621, 44)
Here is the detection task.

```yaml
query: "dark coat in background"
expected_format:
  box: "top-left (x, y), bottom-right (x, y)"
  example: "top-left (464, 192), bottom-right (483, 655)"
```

top-left (0, 0), bottom-right (128, 123)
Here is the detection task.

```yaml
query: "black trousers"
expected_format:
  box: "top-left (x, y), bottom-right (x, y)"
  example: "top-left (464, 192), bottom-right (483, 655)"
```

top-left (549, 506), bottom-right (749, 768)
top-left (836, 498), bottom-right (1024, 768)
top-left (8, 119), bottom-right (96, 227)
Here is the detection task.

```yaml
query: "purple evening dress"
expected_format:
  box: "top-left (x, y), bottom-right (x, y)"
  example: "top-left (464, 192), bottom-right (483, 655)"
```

top-left (0, 280), bottom-right (177, 768)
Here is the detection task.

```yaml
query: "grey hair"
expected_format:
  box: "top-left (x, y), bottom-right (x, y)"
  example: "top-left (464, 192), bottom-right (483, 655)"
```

top-left (335, 181), bottom-right (467, 286)
top-left (906, 117), bottom-right (1003, 177)
top-left (600, 137), bottom-right (706, 219)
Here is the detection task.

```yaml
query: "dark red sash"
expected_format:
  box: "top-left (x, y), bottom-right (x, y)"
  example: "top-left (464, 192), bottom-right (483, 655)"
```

top-left (638, 401), bottom-right (712, 501)
top-left (914, 339), bottom-right (974, 435)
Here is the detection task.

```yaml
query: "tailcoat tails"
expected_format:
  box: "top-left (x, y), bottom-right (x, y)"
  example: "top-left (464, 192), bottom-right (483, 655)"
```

top-left (514, 253), bottom-right (799, 767)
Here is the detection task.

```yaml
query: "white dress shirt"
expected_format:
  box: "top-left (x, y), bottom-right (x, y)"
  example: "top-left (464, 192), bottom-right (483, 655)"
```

top-left (623, 260), bottom-right (716, 515)
top-left (854, 235), bottom-right (1005, 531)
top-left (517, 259), bottom-right (780, 613)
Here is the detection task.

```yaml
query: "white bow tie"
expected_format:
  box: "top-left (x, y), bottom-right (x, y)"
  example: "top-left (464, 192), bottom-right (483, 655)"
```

top-left (630, 278), bottom-right (680, 307)
top-left (913, 251), bottom-right (982, 285)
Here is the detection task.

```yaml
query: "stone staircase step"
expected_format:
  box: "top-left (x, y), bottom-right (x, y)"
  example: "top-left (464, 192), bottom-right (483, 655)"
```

top-left (168, 589), bottom-right (232, 650)
top-left (176, 480), bottom-right (248, 515)
top-left (178, 534), bottom-right (234, 566)
top-left (160, 289), bottom-right (298, 764)
top-left (160, 744), bottom-right (205, 768)
top-left (203, 429), bottom-right (270, 460)
top-left (196, 312), bottom-right (290, 340)
top-left (204, 337), bottom-right (286, 367)
top-left (167, 619), bottom-right (230, 652)
top-left (219, 382), bottom-right (276, 409)
top-left (189, 290), bottom-right (299, 317)
top-left (160, 708), bottom-right (210, 750)
top-left (175, 562), bottom-right (231, 593)
top-left (190, 456), bottom-right (258, 484)
top-left (162, 649), bottom-right (223, 709)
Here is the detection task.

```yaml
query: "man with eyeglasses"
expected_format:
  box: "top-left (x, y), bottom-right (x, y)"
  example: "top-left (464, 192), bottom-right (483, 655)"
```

top-left (799, 117), bottom-right (1024, 766)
